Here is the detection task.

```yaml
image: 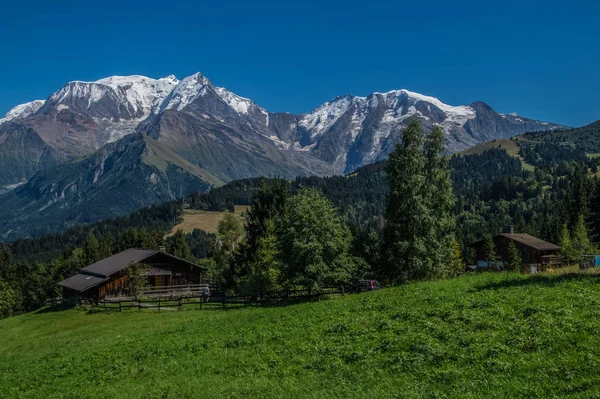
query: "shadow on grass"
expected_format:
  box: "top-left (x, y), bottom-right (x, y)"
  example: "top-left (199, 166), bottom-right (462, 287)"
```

top-left (474, 271), bottom-right (600, 292)
top-left (34, 303), bottom-right (78, 314)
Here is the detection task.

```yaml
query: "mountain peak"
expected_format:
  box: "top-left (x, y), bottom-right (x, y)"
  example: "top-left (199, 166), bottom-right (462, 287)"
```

top-left (160, 72), bottom-right (214, 112)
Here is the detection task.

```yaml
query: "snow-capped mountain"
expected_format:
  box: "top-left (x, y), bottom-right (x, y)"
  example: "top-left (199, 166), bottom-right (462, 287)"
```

top-left (46, 75), bottom-right (179, 120)
top-left (0, 71), bottom-right (567, 188)
top-left (0, 100), bottom-right (45, 124)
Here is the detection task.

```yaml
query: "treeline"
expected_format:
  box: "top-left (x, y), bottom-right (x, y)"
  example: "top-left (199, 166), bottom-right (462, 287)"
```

top-left (521, 120), bottom-right (600, 153)
top-left (519, 142), bottom-right (588, 167)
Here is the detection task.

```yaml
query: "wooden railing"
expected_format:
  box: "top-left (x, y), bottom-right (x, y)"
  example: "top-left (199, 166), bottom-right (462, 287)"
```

top-left (92, 288), bottom-right (345, 312)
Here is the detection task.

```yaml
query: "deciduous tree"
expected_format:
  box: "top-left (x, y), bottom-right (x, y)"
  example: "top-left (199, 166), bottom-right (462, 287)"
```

top-left (280, 187), bottom-right (355, 291)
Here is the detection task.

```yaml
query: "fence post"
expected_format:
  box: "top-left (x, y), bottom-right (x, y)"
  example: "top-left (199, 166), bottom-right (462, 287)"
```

top-left (158, 295), bottom-right (161, 312)
top-left (200, 296), bottom-right (203, 310)
top-left (104, 300), bottom-right (107, 312)
top-left (178, 297), bottom-right (182, 311)
top-left (119, 301), bottom-right (122, 312)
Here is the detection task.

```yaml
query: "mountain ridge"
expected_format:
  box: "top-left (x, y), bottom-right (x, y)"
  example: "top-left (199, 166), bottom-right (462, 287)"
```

top-left (0, 72), bottom-right (568, 188)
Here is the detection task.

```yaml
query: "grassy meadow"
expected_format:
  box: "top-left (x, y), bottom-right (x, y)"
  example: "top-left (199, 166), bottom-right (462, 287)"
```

top-left (2, 272), bottom-right (600, 398)
top-left (167, 205), bottom-right (249, 236)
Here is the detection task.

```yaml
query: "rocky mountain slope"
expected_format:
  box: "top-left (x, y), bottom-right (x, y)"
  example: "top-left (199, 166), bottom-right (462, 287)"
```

top-left (0, 134), bottom-right (221, 240)
top-left (0, 72), bottom-right (567, 189)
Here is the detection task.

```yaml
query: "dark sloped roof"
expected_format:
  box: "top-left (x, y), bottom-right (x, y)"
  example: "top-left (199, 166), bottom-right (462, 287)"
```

top-left (81, 249), bottom-right (158, 277)
top-left (57, 248), bottom-right (207, 293)
top-left (57, 273), bottom-right (108, 292)
top-left (499, 233), bottom-right (560, 251)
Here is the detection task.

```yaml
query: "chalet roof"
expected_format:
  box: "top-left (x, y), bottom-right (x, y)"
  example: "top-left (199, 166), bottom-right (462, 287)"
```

top-left (57, 273), bottom-right (109, 292)
top-left (81, 249), bottom-right (158, 277)
top-left (57, 248), bottom-right (206, 293)
top-left (470, 233), bottom-right (560, 251)
top-left (498, 233), bottom-right (560, 251)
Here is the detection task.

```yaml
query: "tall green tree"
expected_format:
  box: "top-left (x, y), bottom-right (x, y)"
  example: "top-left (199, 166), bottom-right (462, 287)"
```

top-left (382, 120), bottom-right (457, 283)
top-left (424, 125), bottom-right (457, 276)
top-left (381, 119), bottom-right (429, 283)
top-left (236, 178), bottom-right (289, 294)
top-left (280, 187), bottom-right (355, 291)
top-left (244, 178), bottom-right (290, 256)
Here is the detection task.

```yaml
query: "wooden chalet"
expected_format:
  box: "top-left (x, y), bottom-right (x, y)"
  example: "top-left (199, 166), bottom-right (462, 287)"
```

top-left (469, 229), bottom-right (560, 272)
top-left (58, 248), bottom-right (206, 300)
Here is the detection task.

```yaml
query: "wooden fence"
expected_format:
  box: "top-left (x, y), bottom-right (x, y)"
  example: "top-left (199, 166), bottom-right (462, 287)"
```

top-left (90, 287), bottom-right (344, 312)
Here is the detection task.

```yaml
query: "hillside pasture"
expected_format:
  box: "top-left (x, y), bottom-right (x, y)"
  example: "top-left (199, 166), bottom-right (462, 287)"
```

top-left (2, 271), bottom-right (600, 398)
top-left (168, 205), bottom-right (249, 235)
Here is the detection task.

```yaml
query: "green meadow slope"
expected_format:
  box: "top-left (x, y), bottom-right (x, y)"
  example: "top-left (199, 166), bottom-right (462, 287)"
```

top-left (2, 272), bottom-right (600, 398)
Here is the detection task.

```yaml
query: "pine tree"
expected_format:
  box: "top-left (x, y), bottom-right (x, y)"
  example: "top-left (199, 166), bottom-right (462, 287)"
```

top-left (424, 125), bottom-right (457, 277)
top-left (506, 242), bottom-right (522, 272)
top-left (381, 119), bottom-right (429, 283)
top-left (244, 178), bottom-right (290, 256)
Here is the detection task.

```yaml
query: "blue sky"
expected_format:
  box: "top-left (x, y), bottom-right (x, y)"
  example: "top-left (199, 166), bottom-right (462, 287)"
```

top-left (1, 0), bottom-right (598, 126)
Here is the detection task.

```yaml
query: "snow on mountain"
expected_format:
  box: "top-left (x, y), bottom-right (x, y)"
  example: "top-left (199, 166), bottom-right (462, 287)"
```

top-left (299, 95), bottom-right (356, 138)
top-left (161, 73), bottom-right (211, 112)
top-left (48, 75), bottom-right (179, 120)
top-left (0, 100), bottom-right (45, 124)
top-left (214, 87), bottom-right (262, 115)
top-left (160, 72), bottom-right (265, 118)
top-left (298, 89), bottom-right (476, 143)
top-left (95, 75), bottom-right (179, 116)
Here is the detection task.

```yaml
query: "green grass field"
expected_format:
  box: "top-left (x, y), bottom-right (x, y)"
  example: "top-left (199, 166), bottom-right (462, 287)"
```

top-left (167, 205), bottom-right (249, 236)
top-left (2, 272), bottom-right (600, 398)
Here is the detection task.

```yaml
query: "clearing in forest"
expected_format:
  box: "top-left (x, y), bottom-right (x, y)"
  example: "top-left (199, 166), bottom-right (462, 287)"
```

top-left (167, 205), bottom-right (249, 235)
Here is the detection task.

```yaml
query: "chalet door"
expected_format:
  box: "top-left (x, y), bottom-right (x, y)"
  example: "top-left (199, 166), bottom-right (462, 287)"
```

top-left (155, 275), bottom-right (165, 287)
